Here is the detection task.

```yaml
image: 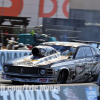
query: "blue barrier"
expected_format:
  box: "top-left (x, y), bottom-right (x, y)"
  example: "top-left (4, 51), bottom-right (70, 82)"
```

top-left (0, 50), bottom-right (31, 71)
top-left (0, 83), bottom-right (99, 100)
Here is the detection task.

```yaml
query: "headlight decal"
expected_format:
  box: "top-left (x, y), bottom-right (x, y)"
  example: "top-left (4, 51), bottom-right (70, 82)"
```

top-left (40, 69), bottom-right (46, 75)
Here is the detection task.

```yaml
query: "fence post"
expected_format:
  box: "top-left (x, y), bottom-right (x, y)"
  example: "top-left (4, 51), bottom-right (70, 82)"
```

top-left (1, 30), bottom-right (3, 48)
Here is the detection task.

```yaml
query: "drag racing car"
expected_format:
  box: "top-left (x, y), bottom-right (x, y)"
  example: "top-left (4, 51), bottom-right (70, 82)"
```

top-left (2, 42), bottom-right (100, 84)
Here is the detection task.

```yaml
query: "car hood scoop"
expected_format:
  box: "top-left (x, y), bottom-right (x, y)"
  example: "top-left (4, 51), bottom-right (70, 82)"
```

top-left (32, 45), bottom-right (57, 57)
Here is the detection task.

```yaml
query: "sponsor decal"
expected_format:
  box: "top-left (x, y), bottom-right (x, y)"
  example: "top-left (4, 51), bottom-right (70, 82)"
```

top-left (49, 80), bottom-right (53, 82)
top-left (39, 79), bottom-right (47, 82)
top-left (85, 86), bottom-right (98, 100)
top-left (2, 75), bottom-right (6, 79)
top-left (49, 78), bottom-right (57, 83)
top-left (63, 87), bottom-right (80, 100)
top-left (31, 60), bottom-right (38, 62)
top-left (0, 0), bottom-right (23, 16)
top-left (36, 53), bottom-right (59, 65)
top-left (39, 0), bottom-right (69, 18)
top-left (75, 67), bottom-right (83, 71)
top-left (16, 61), bottom-right (33, 66)
top-left (53, 79), bottom-right (57, 82)
top-left (24, 58), bottom-right (34, 62)
top-left (24, 59), bottom-right (28, 61)
top-left (49, 78), bottom-right (54, 82)
top-left (0, 0), bottom-right (69, 27)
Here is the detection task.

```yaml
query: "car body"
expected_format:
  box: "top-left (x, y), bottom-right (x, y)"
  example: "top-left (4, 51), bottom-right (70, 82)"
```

top-left (2, 42), bottom-right (100, 84)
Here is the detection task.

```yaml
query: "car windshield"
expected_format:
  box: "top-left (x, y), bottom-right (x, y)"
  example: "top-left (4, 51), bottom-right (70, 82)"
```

top-left (41, 44), bottom-right (77, 57)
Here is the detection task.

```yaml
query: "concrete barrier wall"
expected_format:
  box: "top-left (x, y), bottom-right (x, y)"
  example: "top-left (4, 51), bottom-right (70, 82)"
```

top-left (0, 83), bottom-right (99, 100)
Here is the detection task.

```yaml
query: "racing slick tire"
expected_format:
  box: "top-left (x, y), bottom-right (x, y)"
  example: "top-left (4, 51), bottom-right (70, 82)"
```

top-left (11, 81), bottom-right (20, 84)
top-left (57, 70), bottom-right (68, 84)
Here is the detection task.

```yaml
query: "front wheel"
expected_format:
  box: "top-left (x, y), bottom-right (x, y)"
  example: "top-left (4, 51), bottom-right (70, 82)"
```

top-left (57, 70), bottom-right (68, 84)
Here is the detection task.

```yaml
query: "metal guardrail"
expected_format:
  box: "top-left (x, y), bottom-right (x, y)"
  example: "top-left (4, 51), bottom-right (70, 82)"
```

top-left (46, 29), bottom-right (82, 33)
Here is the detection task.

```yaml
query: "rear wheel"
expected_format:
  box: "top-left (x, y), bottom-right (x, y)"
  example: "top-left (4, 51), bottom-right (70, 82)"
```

top-left (57, 70), bottom-right (68, 84)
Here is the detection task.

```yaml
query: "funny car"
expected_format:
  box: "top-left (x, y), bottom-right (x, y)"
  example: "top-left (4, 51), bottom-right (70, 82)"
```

top-left (2, 42), bottom-right (100, 84)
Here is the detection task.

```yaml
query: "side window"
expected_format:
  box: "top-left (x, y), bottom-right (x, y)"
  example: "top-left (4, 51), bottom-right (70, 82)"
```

top-left (76, 48), bottom-right (85, 58)
top-left (76, 47), bottom-right (93, 58)
top-left (83, 47), bottom-right (93, 57)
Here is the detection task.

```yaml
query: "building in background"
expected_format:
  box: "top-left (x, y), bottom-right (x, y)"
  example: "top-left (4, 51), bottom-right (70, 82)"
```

top-left (69, 0), bottom-right (100, 42)
top-left (0, 0), bottom-right (69, 26)
top-left (0, 0), bottom-right (100, 42)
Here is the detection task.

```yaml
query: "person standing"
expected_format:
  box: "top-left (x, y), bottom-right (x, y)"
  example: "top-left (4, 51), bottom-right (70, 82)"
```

top-left (60, 34), bottom-right (67, 42)
top-left (30, 30), bottom-right (35, 36)
top-left (3, 28), bottom-right (9, 46)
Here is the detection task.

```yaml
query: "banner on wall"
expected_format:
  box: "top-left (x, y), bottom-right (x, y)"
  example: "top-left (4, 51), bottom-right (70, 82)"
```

top-left (0, 50), bottom-right (31, 70)
top-left (0, 84), bottom-right (99, 100)
top-left (0, 0), bottom-right (69, 26)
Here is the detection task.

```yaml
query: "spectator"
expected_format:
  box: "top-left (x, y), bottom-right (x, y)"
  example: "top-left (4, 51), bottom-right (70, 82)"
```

top-left (3, 28), bottom-right (9, 37)
top-left (3, 28), bottom-right (9, 46)
top-left (30, 30), bottom-right (35, 36)
top-left (60, 34), bottom-right (67, 42)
